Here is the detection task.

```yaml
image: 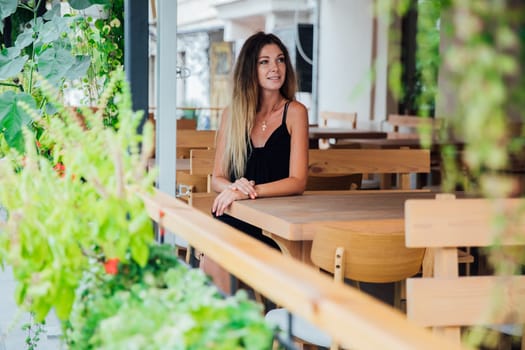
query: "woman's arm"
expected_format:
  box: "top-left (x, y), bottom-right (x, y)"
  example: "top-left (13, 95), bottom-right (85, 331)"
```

top-left (253, 100), bottom-right (309, 198)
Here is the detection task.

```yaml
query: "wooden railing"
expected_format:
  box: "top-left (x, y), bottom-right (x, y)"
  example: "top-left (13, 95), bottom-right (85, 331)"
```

top-left (141, 189), bottom-right (466, 350)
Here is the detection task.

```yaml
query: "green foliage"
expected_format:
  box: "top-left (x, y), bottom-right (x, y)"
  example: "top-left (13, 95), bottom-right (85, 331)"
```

top-left (69, 0), bottom-right (111, 10)
top-left (439, 1), bottom-right (525, 197)
top-left (0, 0), bottom-right (124, 152)
top-left (414, 0), bottom-right (442, 116)
top-left (22, 314), bottom-right (46, 350)
top-left (0, 69), bottom-right (157, 322)
top-left (64, 244), bottom-right (274, 350)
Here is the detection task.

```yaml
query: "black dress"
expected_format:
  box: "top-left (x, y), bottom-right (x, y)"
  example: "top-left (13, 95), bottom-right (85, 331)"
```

top-left (217, 101), bottom-right (291, 249)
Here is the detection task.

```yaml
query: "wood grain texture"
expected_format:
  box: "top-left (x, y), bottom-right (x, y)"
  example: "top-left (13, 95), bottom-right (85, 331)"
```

top-left (141, 189), bottom-right (465, 350)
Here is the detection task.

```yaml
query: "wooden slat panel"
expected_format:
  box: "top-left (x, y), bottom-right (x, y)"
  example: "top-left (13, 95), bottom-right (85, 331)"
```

top-left (405, 198), bottom-right (525, 247)
top-left (190, 148), bottom-right (215, 175)
top-left (190, 149), bottom-right (431, 178)
top-left (177, 130), bottom-right (216, 148)
top-left (309, 149), bottom-right (430, 175)
top-left (176, 118), bottom-right (197, 129)
top-left (407, 276), bottom-right (525, 327)
top-left (388, 115), bottom-right (432, 129)
top-left (189, 192), bottom-right (216, 215)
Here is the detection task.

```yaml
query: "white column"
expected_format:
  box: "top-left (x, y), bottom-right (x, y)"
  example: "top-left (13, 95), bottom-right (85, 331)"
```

top-left (156, 0), bottom-right (181, 246)
top-left (318, 0), bottom-right (389, 130)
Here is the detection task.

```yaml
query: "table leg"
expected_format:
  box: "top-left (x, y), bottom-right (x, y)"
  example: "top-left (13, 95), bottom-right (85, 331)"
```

top-left (263, 230), bottom-right (313, 266)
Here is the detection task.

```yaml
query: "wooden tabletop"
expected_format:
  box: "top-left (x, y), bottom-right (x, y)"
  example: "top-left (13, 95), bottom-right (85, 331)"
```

top-left (227, 191), bottom-right (436, 241)
top-left (341, 138), bottom-right (464, 150)
top-left (308, 127), bottom-right (387, 139)
top-left (227, 191), bottom-right (438, 263)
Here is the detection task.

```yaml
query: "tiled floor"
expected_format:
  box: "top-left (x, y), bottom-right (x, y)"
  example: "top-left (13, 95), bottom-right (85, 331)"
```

top-left (0, 266), bottom-right (63, 350)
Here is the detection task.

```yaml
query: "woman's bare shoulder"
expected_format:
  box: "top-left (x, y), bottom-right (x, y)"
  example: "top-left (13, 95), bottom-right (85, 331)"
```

top-left (287, 100), bottom-right (307, 113)
top-left (286, 100), bottom-right (308, 123)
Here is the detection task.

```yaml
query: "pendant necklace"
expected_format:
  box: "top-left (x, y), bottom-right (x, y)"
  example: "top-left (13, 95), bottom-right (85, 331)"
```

top-left (262, 99), bottom-right (283, 132)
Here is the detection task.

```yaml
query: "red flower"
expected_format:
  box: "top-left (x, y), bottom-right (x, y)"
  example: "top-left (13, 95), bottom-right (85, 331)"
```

top-left (104, 258), bottom-right (119, 275)
top-left (53, 163), bottom-right (65, 177)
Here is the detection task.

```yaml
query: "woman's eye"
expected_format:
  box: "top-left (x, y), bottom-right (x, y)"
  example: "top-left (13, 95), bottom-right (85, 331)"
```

top-left (277, 57), bottom-right (285, 63)
top-left (259, 59), bottom-right (269, 65)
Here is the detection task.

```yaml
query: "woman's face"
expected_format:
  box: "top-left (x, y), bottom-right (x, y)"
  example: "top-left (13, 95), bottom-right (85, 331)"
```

top-left (257, 43), bottom-right (286, 92)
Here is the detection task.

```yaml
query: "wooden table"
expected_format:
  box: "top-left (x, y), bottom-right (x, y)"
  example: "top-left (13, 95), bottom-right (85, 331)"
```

top-left (309, 127), bottom-right (387, 140)
top-left (343, 138), bottom-right (464, 150)
top-left (226, 191), bottom-right (437, 265)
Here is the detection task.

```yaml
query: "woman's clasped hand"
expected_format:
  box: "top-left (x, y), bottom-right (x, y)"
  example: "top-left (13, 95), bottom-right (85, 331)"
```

top-left (212, 178), bottom-right (256, 216)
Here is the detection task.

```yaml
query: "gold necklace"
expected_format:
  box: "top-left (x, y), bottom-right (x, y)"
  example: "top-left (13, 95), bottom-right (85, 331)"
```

top-left (261, 99), bottom-right (283, 132)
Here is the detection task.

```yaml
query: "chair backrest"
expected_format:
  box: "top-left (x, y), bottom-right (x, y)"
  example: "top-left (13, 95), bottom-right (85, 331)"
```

top-left (405, 195), bottom-right (525, 344)
top-left (190, 148), bottom-right (430, 190)
top-left (310, 219), bottom-right (425, 283)
top-left (320, 111), bottom-right (357, 129)
top-left (310, 148), bottom-right (429, 190)
top-left (176, 129), bottom-right (216, 158)
top-left (177, 118), bottom-right (197, 130)
top-left (386, 114), bottom-right (433, 139)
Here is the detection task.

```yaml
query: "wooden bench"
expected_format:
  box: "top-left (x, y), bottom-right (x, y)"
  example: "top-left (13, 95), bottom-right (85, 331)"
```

top-left (191, 148), bottom-right (431, 191)
top-left (405, 195), bottom-right (525, 347)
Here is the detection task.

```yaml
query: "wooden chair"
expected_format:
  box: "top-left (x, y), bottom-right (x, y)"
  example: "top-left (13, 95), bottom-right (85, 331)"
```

top-left (318, 111), bottom-right (358, 149)
top-left (320, 111), bottom-right (357, 128)
top-left (266, 219), bottom-right (425, 349)
top-left (386, 114), bottom-right (434, 139)
top-left (176, 129), bottom-right (215, 158)
top-left (175, 131), bottom-right (216, 202)
top-left (405, 195), bottom-right (525, 348)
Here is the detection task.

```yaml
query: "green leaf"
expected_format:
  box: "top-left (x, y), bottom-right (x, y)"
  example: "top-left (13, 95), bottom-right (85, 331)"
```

top-left (14, 30), bottom-right (35, 50)
top-left (69, 0), bottom-right (111, 10)
top-left (65, 55), bottom-right (91, 80)
top-left (36, 16), bottom-right (68, 46)
top-left (54, 287), bottom-right (75, 320)
top-left (0, 91), bottom-right (36, 151)
top-left (130, 240), bottom-right (149, 267)
top-left (0, 48), bottom-right (28, 80)
top-left (0, 0), bottom-right (17, 27)
top-left (37, 47), bottom-right (76, 85)
top-left (43, 3), bottom-right (62, 21)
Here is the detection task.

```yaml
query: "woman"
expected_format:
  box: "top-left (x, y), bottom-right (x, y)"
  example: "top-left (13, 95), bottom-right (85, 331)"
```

top-left (211, 31), bottom-right (309, 247)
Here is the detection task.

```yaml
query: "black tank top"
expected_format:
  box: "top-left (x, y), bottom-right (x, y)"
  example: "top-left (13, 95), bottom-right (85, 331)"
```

top-left (219, 101), bottom-right (291, 251)
top-left (232, 101), bottom-right (291, 183)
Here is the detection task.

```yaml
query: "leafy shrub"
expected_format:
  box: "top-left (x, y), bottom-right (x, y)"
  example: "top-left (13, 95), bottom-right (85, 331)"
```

top-left (64, 244), bottom-right (274, 350)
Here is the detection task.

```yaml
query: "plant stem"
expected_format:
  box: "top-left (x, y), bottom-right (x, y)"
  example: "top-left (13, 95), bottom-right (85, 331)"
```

top-left (0, 82), bottom-right (24, 91)
top-left (27, 0), bottom-right (44, 95)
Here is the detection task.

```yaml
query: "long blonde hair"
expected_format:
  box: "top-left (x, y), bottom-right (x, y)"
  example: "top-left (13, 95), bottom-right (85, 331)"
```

top-left (223, 32), bottom-right (298, 179)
